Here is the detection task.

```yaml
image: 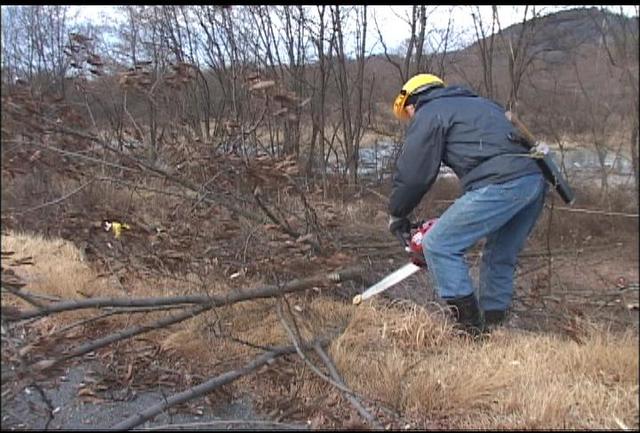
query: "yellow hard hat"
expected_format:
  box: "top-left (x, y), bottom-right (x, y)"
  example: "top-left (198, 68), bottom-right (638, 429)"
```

top-left (392, 74), bottom-right (445, 120)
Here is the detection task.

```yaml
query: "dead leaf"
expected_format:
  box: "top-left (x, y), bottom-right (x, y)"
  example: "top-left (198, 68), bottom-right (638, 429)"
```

top-left (298, 97), bottom-right (311, 108)
top-left (124, 363), bottom-right (134, 383)
top-left (77, 387), bottom-right (93, 396)
top-left (310, 413), bottom-right (327, 429)
top-left (273, 108), bottom-right (287, 117)
top-left (33, 359), bottom-right (56, 371)
top-left (295, 234), bottom-right (314, 243)
top-left (343, 413), bottom-right (369, 430)
top-left (10, 256), bottom-right (34, 266)
top-left (18, 344), bottom-right (35, 357)
top-left (249, 80), bottom-right (275, 91)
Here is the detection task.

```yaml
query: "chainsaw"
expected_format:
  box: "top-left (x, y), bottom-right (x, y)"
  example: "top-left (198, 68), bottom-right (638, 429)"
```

top-left (352, 218), bottom-right (437, 305)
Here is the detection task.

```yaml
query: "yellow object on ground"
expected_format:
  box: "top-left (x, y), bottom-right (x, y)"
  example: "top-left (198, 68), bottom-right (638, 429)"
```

top-left (111, 221), bottom-right (130, 239)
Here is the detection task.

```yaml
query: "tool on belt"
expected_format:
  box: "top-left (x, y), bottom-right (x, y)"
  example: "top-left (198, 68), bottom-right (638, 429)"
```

top-left (506, 111), bottom-right (575, 205)
top-left (353, 219), bottom-right (437, 305)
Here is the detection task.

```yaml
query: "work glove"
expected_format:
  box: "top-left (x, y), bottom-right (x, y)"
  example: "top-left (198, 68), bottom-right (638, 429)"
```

top-left (388, 215), bottom-right (411, 247)
top-left (409, 250), bottom-right (427, 268)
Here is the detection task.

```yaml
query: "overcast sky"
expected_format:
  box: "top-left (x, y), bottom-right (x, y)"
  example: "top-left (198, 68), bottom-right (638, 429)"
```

top-left (72, 5), bottom-right (638, 55)
top-left (370, 5), bottom-right (638, 52)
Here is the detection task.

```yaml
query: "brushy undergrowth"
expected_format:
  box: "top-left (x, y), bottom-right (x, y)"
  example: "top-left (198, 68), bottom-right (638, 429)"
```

top-left (2, 180), bottom-right (638, 430)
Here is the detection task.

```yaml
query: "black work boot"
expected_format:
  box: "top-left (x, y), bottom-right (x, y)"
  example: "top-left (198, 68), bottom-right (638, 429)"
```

top-left (484, 309), bottom-right (507, 327)
top-left (446, 294), bottom-right (486, 337)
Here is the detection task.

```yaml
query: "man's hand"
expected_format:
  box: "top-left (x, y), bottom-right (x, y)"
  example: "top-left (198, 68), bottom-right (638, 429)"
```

top-left (409, 251), bottom-right (427, 267)
top-left (388, 215), bottom-right (411, 247)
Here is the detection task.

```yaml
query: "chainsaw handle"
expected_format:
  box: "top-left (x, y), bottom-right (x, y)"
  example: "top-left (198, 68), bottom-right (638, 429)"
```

top-left (394, 230), bottom-right (410, 249)
top-left (410, 220), bottom-right (425, 230)
top-left (394, 220), bottom-right (424, 250)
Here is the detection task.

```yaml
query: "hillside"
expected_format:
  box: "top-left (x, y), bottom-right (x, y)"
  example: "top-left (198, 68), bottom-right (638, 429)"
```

top-left (364, 6), bottom-right (638, 158)
top-left (493, 7), bottom-right (637, 57)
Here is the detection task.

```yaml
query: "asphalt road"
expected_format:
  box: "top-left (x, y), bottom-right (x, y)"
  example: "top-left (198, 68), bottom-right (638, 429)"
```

top-left (1, 361), bottom-right (307, 431)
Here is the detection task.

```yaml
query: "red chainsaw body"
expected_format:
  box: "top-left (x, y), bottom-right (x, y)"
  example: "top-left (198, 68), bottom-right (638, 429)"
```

top-left (408, 218), bottom-right (437, 266)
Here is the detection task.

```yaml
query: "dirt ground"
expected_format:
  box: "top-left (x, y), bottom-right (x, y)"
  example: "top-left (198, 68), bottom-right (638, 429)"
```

top-left (2, 236), bottom-right (637, 430)
top-left (1, 174), bottom-right (638, 430)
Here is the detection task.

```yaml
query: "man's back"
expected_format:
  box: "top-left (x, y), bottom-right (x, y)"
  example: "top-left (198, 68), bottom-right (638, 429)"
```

top-left (413, 86), bottom-right (541, 191)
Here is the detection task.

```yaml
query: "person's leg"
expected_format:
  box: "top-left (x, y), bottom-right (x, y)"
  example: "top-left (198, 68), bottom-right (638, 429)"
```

top-left (422, 173), bottom-right (546, 331)
top-left (478, 178), bottom-right (547, 317)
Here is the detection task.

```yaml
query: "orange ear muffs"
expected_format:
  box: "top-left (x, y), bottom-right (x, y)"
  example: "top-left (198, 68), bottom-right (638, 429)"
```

top-left (393, 90), bottom-right (410, 121)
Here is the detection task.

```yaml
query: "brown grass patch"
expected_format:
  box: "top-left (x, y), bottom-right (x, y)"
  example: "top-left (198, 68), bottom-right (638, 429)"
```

top-left (1, 230), bottom-right (125, 337)
top-left (1, 230), bottom-right (116, 301)
top-left (330, 301), bottom-right (639, 429)
top-left (159, 295), bottom-right (355, 375)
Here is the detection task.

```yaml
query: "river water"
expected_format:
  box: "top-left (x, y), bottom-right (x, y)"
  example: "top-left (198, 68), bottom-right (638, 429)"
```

top-left (357, 139), bottom-right (636, 188)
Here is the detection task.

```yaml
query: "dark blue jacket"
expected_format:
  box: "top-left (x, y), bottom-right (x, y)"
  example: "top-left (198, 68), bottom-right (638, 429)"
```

top-left (388, 85), bottom-right (541, 218)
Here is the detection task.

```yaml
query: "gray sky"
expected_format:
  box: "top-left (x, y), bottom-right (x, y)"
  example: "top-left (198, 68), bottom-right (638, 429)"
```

top-left (369, 5), bottom-right (638, 52)
top-left (72, 5), bottom-right (638, 55)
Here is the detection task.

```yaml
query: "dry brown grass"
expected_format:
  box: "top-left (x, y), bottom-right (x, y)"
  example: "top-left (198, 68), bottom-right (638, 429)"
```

top-left (0, 230), bottom-right (223, 333)
top-left (1, 230), bottom-right (116, 301)
top-left (330, 300), bottom-right (639, 430)
top-left (159, 295), bottom-right (355, 375)
top-left (1, 230), bottom-right (124, 334)
top-left (2, 231), bottom-right (637, 429)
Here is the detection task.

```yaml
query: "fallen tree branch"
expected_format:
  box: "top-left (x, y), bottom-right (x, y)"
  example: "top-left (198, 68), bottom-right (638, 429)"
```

top-left (14, 119), bottom-right (320, 250)
top-left (54, 303), bottom-right (211, 366)
top-left (0, 287), bottom-right (62, 303)
top-left (46, 305), bottom-right (190, 338)
top-left (276, 300), bottom-right (382, 429)
top-left (313, 342), bottom-right (383, 430)
top-left (276, 302), bottom-right (354, 396)
top-left (10, 267), bottom-right (364, 321)
top-left (254, 189), bottom-right (297, 238)
top-left (111, 337), bottom-right (330, 431)
top-left (29, 382), bottom-right (55, 430)
top-left (253, 185), bottom-right (322, 253)
top-left (8, 179), bottom-right (95, 215)
top-left (1, 284), bottom-right (46, 310)
top-left (29, 268), bottom-right (363, 370)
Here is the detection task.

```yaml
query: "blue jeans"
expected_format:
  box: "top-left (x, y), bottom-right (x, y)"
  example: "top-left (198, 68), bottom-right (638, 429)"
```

top-left (422, 173), bottom-right (547, 312)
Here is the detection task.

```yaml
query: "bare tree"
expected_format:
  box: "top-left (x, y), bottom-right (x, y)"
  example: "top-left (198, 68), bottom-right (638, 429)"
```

top-left (495, 6), bottom-right (543, 112)
top-left (373, 6), bottom-right (438, 85)
top-left (276, 6), bottom-right (309, 157)
top-left (571, 55), bottom-right (617, 197)
top-left (304, 5), bottom-right (335, 182)
top-left (592, 6), bottom-right (639, 203)
top-left (330, 6), bottom-right (369, 183)
top-left (1, 6), bottom-right (73, 95)
top-left (470, 5), bottom-right (499, 99)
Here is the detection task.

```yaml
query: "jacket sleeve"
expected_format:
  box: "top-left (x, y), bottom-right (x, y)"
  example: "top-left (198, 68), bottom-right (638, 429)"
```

top-left (388, 112), bottom-right (446, 218)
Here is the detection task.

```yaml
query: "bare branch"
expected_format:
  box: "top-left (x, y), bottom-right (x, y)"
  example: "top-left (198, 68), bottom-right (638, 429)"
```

top-left (111, 337), bottom-right (331, 431)
top-left (8, 179), bottom-right (94, 215)
top-left (11, 266), bottom-right (363, 321)
top-left (313, 342), bottom-right (383, 429)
